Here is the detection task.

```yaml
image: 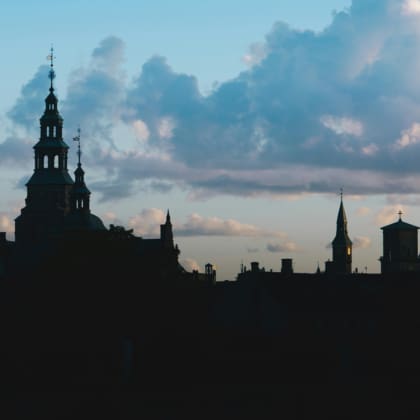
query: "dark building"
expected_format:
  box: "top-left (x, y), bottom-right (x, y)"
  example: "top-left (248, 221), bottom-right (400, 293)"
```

top-left (15, 60), bottom-right (74, 247)
top-left (380, 212), bottom-right (420, 273)
top-left (326, 194), bottom-right (352, 274)
top-left (4, 53), bottom-right (188, 281)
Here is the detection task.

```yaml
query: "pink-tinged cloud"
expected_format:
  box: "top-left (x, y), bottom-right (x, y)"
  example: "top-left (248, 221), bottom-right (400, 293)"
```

top-left (266, 241), bottom-right (298, 253)
top-left (375, 205), bottom-right (406, 226)
top-left (352, 236), bottom-right (372, 249)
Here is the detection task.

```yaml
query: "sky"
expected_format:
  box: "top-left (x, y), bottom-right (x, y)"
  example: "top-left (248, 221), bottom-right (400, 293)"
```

top-left (3, 0), bottom-right (420, 280)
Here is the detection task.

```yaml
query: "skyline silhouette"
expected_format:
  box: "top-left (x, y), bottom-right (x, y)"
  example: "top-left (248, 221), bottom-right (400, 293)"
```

top-left (2, 0), bottom-right (420, 280)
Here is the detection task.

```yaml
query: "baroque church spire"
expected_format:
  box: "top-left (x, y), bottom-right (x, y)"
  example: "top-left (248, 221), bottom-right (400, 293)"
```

top-left (71, 128), bottom-right (91, 213)
top-left (15, 49), bottom-right (74, 246)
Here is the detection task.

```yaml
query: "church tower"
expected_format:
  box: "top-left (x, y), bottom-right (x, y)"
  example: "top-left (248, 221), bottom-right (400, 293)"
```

top-left (330, 192), bottom-right (352, 274)
top-left (380, 212), bottom-right (420, 273)
top-left (64, 129), bottom-right (106, 231)
top-left (160, 210), bottom-right (174, 248)
top-left (15, 49), bottom-right (74, 246)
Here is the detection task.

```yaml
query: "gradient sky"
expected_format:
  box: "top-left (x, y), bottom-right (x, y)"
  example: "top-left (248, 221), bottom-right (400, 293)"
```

top-left (3, 0), bottom-right (420, 280)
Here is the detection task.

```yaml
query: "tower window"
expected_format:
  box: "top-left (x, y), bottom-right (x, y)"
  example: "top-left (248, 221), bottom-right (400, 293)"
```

top-left (43, 155), bottom-right (48, 169)
top-left (53, 155), bottom-right (58, 168)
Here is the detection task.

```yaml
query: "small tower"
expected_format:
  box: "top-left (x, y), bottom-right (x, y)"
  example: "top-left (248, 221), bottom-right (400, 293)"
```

top-left (380, 211), bottom-right (420, 273)
top-left (160, 210), bottom-right (174, 248)
top-left (329, 191), bottom-right (352, 274)
top-left (15, 48), bottom-right (74, 245)
top-left (70, 128), bottom-right (90, 213)
top-left (64, 129), bottom-right (106, 232)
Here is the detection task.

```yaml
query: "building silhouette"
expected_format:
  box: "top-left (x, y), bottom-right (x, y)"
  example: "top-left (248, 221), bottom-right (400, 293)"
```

top-left (380, 212), bottom-right (420, 273)
top-left (3, 53), bottom-right (420, 419)
top-left (325, 193), bottom-right (352, 274)
top-left (2, 53), bottom-right (188, 282)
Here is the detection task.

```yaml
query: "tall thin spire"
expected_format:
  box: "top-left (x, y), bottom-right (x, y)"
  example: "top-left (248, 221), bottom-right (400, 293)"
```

top-left (331, 192), bottom-right (352, 274)
top-left (166, 209), bottom-right (171, 224)
top-left (73, 127), bottom-right (82, 166)
top-left (47, 46), bottom-right (56, 92)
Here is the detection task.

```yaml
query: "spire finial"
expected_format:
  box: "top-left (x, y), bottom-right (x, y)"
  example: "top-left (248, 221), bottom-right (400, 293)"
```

top-left (47, 45), bottom-right (56, 91)
top-left (340, 188), bottom-right (343, 202)
top-left (398, 210), bottom-right (403, 221)
top-left (73, 127), bottom-right (82, 166)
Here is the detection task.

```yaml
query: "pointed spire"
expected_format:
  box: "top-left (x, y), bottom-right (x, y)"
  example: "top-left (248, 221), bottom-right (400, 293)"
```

top-left (47, 45), bottom-right (56, 92)
top-left (73, 127), bottom-right (82, 167)
top-left (166, 209), bottom-right (171, 224)
top-left (337, 188), bottom-right (348, 227)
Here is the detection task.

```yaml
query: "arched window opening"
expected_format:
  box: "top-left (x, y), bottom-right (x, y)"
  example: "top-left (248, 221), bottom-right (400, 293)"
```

top-left (43, 155), bottom-right (48, 169)
top-left (52, 126), bottom-right (56, 137)
top-left (54, 155), bottom-right (58, 168)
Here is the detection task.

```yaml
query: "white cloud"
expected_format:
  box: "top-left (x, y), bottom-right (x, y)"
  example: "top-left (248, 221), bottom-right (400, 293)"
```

top-left (356, 207), bottom-right (371, 216)
top-left (176, 213), bottom-right (286, 237)
top-left (320, 115), bottom-right (364, 137)
top-left (0, 214), bottom-right (13, 234)
top-left (361, 143), bottom-right (379, 156)
top-left (352, 236), bottom-right (372, 249)
top-left (242, 42), bottom-right (267, 66)
top-left (375, 205), bottom-right (405, 226)
top-left (132, 119), bottom-right (150, 142)
top-left (180, 258), bottom-right (201, 272)
top-left (158, 117), bottom-right (176, 139)
top-left (128, 208), bottom-right (165, 237)
top-left (394, 123), bottom-right (420, 149)
top-left (402, 0), bottom-right (420, 15)
top-left (267, 241), bottom-right (298, 253)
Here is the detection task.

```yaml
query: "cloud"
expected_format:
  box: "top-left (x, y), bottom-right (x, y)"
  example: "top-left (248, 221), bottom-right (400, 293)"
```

top-left (7, 65), bottom-right (50, 132)
top-left (320, 115), bottom-right (364, 137)
top-left (356, 206), bottom-right (371, 216)
top-left (180, 258), bottom-right (201, 272)
top-left (242, 43), bottom-right (267, 66)
top-left (401, 0), bottom-right (420, 15)
top-left (247, 247), bottom-right (260, 253)
top-left (128, 208), bottom-right (165, 237)
top-left (0, 213), bottom-right (13, 234)
top-left (375, 205), bottom-right (405, 226)
top-left (352, 236), bottom-right (372, 249)
top-left (394, 123), bottom-right (420, 149)
top-left (175, 213), bottom-right (285, 237)
top-left (267, 241), bottom-right (298, 253)
top-left (127, 209), bottom-right (287, 239)
top-left (9, 2), bottom-right (420, 201)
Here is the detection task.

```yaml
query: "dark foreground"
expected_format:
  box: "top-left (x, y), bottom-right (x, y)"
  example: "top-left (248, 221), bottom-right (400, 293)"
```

top-left (1, 254), bottom-right (419, 418)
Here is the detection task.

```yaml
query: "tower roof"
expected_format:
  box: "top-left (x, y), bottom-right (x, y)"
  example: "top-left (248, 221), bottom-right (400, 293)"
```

top-left (381, 218), bottom-right (419, 231)
top-left (332, 193), bottom-right (352, 246)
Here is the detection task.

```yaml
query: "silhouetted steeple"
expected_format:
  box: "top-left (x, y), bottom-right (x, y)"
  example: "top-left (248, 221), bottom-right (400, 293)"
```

top-left (65, 129), bottom-right (106, 232)
top-left (161, 209), bottom-right (174, 248)
top-left (15, 50), bottom-right (74, 246)
top-left (331, 191), bottom-right (352, 274)
top-left (71, 129), bottom-right (90, 213)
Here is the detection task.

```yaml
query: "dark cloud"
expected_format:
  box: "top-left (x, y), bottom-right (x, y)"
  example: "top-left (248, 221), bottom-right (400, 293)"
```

top-left (267, 241), bottom-right (298, 253)
top-left (6, 1), bottom-right (420, 201)
top-left (7, 65), bottom-right (50, 131)
top-left (0, 137), bottom-right (32, 165)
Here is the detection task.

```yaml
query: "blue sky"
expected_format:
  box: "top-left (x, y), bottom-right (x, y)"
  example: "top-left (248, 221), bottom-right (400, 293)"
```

top-left (3, 0), bottom-right (420, 279)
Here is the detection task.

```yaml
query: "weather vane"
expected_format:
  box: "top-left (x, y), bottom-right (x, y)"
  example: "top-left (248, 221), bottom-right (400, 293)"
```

top-left (398, 210), bottom-right (403, 220)
top-left (73, 127), bottom-right (82, 165)
top-left (47, 45), bottom-right (56, 89)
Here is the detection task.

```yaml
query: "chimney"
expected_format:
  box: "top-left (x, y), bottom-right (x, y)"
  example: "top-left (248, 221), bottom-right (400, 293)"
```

top-left (281, 258), bottom-right (293, 275)
top-left (251, 261), bottom-right (260, 272)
